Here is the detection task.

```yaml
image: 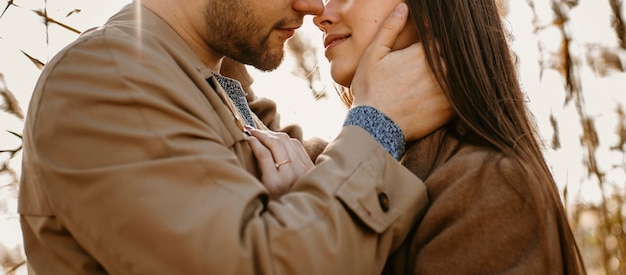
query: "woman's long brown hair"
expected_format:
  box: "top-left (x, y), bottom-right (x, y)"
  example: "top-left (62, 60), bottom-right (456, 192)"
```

top-left (340, 0), bottom-right (586, 273)
top-left (413, 0), bottom-right (586, 273)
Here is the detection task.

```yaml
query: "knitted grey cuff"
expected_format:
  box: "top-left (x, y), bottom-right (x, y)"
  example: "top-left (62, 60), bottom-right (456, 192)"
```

top-left (343, 106), bottom-right (406, 160)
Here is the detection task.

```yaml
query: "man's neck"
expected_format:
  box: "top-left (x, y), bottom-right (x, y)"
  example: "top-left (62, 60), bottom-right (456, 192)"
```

top-left (141, 0), bottom-right (222, 72)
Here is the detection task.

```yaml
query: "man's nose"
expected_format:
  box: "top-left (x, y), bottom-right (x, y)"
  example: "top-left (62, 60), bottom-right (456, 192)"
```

top-left (293, 0), bottom-right (324, 16)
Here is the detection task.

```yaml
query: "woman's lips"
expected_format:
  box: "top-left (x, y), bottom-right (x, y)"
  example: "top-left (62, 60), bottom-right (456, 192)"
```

top-left (324, 34), bottom-right (350, 54)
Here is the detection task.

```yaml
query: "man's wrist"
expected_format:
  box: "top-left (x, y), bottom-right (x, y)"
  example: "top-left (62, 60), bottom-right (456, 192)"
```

top-left (343, 106), bottom-right (405, 159)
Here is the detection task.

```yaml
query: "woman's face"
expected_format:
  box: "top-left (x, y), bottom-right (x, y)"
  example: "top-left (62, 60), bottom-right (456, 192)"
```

top-left (313, 0), bottom-right (419, 87)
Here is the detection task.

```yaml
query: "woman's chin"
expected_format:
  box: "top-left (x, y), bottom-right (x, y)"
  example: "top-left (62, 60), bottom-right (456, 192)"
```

top-left (330, 71), bottom-right (355, 89)
top-left (337, 80), bottom-right (351, 88)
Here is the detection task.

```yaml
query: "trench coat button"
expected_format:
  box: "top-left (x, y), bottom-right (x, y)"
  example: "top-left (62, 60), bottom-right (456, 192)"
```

top-left (378, 192), bottom-right (390, 212)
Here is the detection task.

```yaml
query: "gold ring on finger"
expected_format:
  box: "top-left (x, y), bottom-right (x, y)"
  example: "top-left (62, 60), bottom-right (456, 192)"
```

top-left (275, 159), bottom-right (291, 169)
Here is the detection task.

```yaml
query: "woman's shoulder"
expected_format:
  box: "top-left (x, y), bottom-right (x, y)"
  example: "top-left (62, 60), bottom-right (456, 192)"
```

top-left (427, 143), bottom-right (536, 204)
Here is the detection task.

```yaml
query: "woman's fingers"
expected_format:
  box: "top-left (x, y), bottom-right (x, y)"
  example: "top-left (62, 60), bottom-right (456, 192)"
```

top-left (247, 126), bottom-right (292, 169)
top-left (246, 136), bottom-right (279, 176)
top-left (246, 136), bottom-right (288, 197)
top-left (246, 127), bottom-right (313, 199)
top-left (290, 138), bottom-right (314, 173)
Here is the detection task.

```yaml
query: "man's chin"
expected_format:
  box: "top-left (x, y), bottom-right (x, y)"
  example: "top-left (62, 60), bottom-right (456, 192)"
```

top-left (226, 46), bottom-right (284, 72)
top-left (250, 52), bottom-right (284, 72)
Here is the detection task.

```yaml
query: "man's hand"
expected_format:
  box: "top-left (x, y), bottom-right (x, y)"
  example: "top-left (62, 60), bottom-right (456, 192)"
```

top-left (350, 3), bottom-right (452, 142)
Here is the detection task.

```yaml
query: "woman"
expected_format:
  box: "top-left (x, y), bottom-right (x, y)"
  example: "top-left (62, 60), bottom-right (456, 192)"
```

top-left (310, 0), bottom-right (586, 274)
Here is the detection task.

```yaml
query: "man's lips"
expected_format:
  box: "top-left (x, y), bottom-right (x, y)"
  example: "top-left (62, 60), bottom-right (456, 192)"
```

top-left (276, 25), bottom-right (300, 39)
top-left (324, 34), bottom-right (350, 49)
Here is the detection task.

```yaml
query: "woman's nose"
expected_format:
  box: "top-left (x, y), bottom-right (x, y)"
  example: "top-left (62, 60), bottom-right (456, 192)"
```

top-left (312, 4), bottom-right (335, 30)
top-left (313, 16), bottom-right (332, 30)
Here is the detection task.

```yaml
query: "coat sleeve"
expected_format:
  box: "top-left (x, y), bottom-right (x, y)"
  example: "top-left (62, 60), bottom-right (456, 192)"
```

top-left (19, 27), bottom-right (428, 274)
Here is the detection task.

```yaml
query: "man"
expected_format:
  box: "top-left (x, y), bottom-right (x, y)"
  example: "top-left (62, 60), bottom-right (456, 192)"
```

top-left (18, 0), bottom-right (451, 274)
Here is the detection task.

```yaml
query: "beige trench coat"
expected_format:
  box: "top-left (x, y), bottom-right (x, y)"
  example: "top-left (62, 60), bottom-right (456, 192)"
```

top-left (18, 3), bottom-right (428, 274)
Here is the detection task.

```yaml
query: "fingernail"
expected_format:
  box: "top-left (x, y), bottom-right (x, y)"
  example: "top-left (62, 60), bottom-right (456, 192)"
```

top-left (244, 129), bottom-right (252, 136)
top-left (393, 3), bottom-right (407, 15)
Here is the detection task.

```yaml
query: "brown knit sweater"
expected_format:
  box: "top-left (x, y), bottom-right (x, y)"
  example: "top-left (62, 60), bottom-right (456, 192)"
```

top-left (383, 128), bottom-right (572, 274)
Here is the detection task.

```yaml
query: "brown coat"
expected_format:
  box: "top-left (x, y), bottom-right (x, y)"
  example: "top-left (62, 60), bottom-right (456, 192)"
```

top-left (18, 3), bottom-right (428, 274)
top-left (383, 128), bottom-right (571, 274)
